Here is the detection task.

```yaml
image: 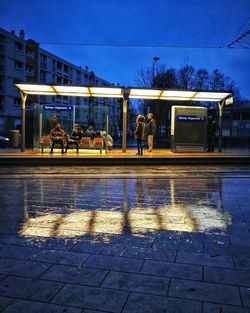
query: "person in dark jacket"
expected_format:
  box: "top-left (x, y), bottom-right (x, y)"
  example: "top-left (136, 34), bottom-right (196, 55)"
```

top-left (207, 116), bottom-right (219, 152)
top-left (65, 124), bottom-right (83, 153)
top-left (147, 113), bottom-right (156, 152)
top-left (46, 112), bottom-right (58, 134)
top-left (50, 123), bottom-right (64, 154)
top-left (134, 115), bottom-right (145, 155)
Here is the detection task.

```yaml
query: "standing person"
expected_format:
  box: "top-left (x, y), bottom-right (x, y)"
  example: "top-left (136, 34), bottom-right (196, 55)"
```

top-left (50, 123), bottom-right (65, 154)
top-left (147, 113), bottom-right (156, 152)
top-left (134, 115), bottom-right (145, 155)
top-left (207, 116), bottom-right (219, 152)
top-left (46, 112), bottom-right (58, 134)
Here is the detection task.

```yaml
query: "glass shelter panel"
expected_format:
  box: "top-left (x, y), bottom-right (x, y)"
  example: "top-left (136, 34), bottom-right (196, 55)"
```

top-left (33, 104), bottom-right (109, 152)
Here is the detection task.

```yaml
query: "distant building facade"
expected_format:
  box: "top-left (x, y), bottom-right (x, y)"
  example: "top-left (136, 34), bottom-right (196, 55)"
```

top-left (0, 27), bottom-right (121, 139)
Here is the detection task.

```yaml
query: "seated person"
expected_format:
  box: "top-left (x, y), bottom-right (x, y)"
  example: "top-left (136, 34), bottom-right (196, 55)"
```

top-left (85, 125), bottom-right (96, 139)
top-left (50, 123), bottom-right (65, 154)
top-left (65, 124), bottom-right (83, 153)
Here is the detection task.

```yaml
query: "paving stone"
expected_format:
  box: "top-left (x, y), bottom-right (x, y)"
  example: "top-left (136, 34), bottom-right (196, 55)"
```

top-left (0, 244), bottom-right (39, 260)
top-left (0, 258), bottom-right (51, 278)
top-left (204, 233), bottom-right (231, 245)
top-left (52, 284), bottom-right (128, 312)
top-left (181, 231), bottom-right (204, 242)
top-left (204, 243), bottom-right (250, 258)
top-left (169, 278), bottom-right (241, 305)
top-left (230, 236), bottom-right (250, 247)
top-left (0, 296), bottom-right (13, 311)
top-left (102, 271), bottom-right (169, 295)
top-left (204, 267), bottom-right (250, 287)
top-left (0, 276), bottom-right (63, 302)
top-left (141, 260), bottom-right (202, 280)
top-left (83, 310), bottom-right (107, 313)
top-left (109, 235), bottom-right (154, 247)
top-left (0, 236), bottom-right (76, 251)
top-left (153, 238), bottom-right (203, 252)
top-left (240, 287), bottom-right (250, 307)
top-left (84, 254), bottom-right (143, 272)
top-left (41, 264), bottom-right (108, 287)
top-left (203, 302), bottom-right (250, 313)
top-left (2, 299), bottom-right (82, 313)
top-left (234, 257), bottom-right (250, 271)
top-left (122, 292), bottom-right (202, 313)
top-left (122, 246), bottom-right (176, 262)
top-left (156, 230), bottom-right (181, 240)
top-left (176, 251), bottom-right (234, 268)
top-left (32, 249), bottom-right (89, 266)
top-left (71, 241), bottom-right (125, 256)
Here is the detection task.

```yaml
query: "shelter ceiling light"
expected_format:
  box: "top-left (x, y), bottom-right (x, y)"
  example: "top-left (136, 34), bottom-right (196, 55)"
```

top-left (89, 87), bottom-right (123, 98)
top-left (53, 86), bottom-right (90, 96)
top-left (15, 84), bottom-right (56, 95)
top-left (129, 88), bottom-right (162, 99)
top-left (160, 90), bottom-right (197, 100)
top-left (194, 92), bottom-right (231, 101)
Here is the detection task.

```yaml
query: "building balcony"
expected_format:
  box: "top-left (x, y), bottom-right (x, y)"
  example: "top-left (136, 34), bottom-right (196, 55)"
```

top-left (40, 62), bottom-right (47, 70)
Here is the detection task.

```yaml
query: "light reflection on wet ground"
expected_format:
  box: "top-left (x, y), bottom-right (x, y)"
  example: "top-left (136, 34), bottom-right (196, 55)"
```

top-left (1, 170), bottom-right (249, 239)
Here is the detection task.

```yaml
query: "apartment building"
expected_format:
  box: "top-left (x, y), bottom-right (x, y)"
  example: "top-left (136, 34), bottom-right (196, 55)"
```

top-left (0, 27), bottom-right (121, 139)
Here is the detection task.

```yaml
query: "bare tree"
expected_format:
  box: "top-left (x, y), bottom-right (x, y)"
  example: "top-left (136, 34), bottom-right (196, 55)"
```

top-left (178, 65), bottom-right (195, 89)
top-left (210, 69), bottom-right (225, 90)
top-left (194, 69), bottom-right (209, 90)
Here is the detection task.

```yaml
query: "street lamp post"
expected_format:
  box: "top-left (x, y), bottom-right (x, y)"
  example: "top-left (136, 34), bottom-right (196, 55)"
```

top-left (149, 57), bottom-right (160, 115)
top-left (152, 57), bottom-right (160, 87)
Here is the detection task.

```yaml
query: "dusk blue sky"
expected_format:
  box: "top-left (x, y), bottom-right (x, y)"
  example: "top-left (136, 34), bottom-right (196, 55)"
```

top-left (1, 0), bottom-right (250, 98)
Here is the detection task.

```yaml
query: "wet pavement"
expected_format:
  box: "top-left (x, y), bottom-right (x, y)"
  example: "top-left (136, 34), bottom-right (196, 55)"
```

top-left (0, 166), bottom-right (250, 312)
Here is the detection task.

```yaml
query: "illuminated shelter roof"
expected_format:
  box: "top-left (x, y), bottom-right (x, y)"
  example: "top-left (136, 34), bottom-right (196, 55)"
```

top-left (15, 84), bottom-right (233, 103)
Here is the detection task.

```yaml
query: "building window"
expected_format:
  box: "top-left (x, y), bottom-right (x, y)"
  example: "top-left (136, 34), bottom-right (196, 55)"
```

top-left (15, 42), bottom-right (23, 53)
top-left (57, 61), bottom-right (62, 71)
top-left (40, 54), bottom-right (47, 69)
top-left (41, 54), bottom-right (47, 63)
top-left (242, 113), bottom-right (250, 121)
top-left (14, 60), bottom-right (23, 71)
top-left (76, 71), bottom-right (81, 82)
top-left (40, 95), bottom-right (47, 103)
top-left (26, 65), bottom-right (34, 76)
top-left (56, 95), bottom-right (62, 103)
top-left (57, 76), bottom-right (62, 84)
top-left (40, 70), bottom-right (46, 82)
top-left (64, 64), bottom-right (69, 73)
top-left (26, 48), bottom-right (34, 58)
top-left (13, 97), bottom-right (21, 107)
top-left (63, 96), bottom-right (68, 103)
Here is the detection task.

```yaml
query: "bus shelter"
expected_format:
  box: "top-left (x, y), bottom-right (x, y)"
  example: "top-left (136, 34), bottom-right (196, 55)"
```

top-left (15, 84), bottom-right (233, 153)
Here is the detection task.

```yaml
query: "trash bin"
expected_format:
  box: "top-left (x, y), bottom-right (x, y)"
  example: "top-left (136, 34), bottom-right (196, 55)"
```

top-left (10, 130), bottom-right (21, 148)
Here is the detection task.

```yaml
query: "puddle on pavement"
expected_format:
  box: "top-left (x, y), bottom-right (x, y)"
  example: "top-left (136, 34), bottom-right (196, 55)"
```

top-left (1, 176), bottom-right (248, 239)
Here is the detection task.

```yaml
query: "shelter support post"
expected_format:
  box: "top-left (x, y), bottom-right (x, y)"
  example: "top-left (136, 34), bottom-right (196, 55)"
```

top-left (122, 98), bottom-right (128, 153)
top-left (218, 100), bottom-right (225, 153)
top-left (20, 92), bottom-right (27, 152)
top-left (105, 113), bottom-right (109, 154)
